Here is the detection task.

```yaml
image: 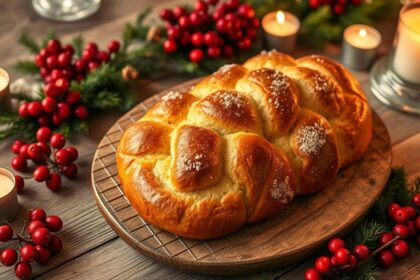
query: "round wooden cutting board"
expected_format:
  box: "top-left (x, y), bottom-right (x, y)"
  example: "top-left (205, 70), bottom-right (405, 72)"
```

top-left (91, 79), bottom-right (392, 275)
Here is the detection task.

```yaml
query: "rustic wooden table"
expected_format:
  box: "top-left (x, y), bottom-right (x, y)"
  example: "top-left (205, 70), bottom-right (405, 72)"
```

top-left (0, 1), bottom-right (419, 279)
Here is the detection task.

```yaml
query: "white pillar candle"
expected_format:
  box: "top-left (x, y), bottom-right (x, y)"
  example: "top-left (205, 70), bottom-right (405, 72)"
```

top-left (393, 6), bottom-right (420, 84)
top-left (0, 68), bottom-right (10, 111)
top-left (262, 11), bottom-right (300, 53)
top-left (0, 168), bottom-right (19, 222)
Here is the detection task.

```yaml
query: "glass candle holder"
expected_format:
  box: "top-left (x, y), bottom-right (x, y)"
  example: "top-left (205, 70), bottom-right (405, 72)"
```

top-left (0, 168), bottom-right (19, 222)
top-left (0, 68), bottom-right (11, 112)
top-left (370, 0), bottom-right (420, 115)
top-left (32, 0), bottom-right (101, 22)
top-left (262, 11), bottom-right (300, 53)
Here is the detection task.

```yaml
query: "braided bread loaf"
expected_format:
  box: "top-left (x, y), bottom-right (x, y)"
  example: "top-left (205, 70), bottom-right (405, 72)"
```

top-left (116, 51), bottom-right (372, 239)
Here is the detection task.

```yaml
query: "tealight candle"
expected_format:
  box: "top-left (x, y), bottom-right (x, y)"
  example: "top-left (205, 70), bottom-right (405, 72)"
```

top-left (0, 68), bottom-right (11, 111)
top-left (262, 10), bottom-right (300, 53)
top-left (342, 24), bottom-right (381, 70)
top-left (393, 5), bottom-right (420, 84)
top-left (0, 168), bottom-right (18, 222)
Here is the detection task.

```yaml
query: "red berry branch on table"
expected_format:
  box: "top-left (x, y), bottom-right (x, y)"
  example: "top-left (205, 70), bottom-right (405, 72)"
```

top-left (0, 209), bottom-right (63, 279)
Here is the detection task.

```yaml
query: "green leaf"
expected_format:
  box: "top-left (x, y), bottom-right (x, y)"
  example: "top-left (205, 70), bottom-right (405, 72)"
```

top-left (18, 31), bottom-right (40, 54)
top-left (72, 35), bottom-right (84, 58)
top-left (13, 60), bottom-right (39, 74)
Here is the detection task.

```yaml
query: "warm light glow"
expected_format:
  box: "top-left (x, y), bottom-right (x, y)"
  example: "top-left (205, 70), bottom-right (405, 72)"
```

top-left (359, 28), bottom-right (367, 38)
top-left (276, 11), bottom-right (285, 24)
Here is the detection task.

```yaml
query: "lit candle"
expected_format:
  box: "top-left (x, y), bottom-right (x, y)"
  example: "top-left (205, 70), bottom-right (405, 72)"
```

top-left (262, 10), bottom-right (300, 53)
top-left (0, 168), bottom-right (19, 222)
top-left (393, 6), bottom-right (420, 84)
top-left (0, 68), bottom-right (11, 111)
top-left (342, 24), bottom-right (381, 70)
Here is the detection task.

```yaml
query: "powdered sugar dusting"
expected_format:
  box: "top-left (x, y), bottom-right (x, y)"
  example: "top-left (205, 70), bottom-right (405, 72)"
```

top-left (260, 70), bottom-right (291, 111)
top-left (260, 49), bottom-right (278, 55)
top-left (161, 91), bottom-right (183, 101)
top-left (313, 72), bottom-right (334, 93)
top-left (270, 176), bottom-right (293, 203)
top-left (218, 64), bottom-right (236, 74)
top-left (296, 122), bottom-right (329, 156)
top-left (180, 154), bottom-right (204, 172)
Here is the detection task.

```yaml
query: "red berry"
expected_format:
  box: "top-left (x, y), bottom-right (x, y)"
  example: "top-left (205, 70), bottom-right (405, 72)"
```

top-left (392, 240), bottom-right (409, 258)
top-left (38, 115), bottom-right (51, 127)
top-left (1, 248), bottom-right (18, 266)
top-left (41, 97), bottom-right (57, 113)
top-left (333, 4), bottom-right (345, 15)
top-left (48, 235), bottom-right (63, 253)
top-left (393, 208), bottom-right (409, 223)
top-left (64, 147), bottom-right (78, 161)
top-left (206, 0), bottom-right (219, 5)
top-left (309, 0), bottom-right (321, 8)
top-left (36, 127), bottom-right (52, 142)
top-left (33, 165), bottom-right (50, 182)
top-left (204, 31), bottom-right (219, 46)
top-left (404, 206), bottom-right (417, 220)
top-left (223, 45), bottom-right (234, 57)
top-left (57, 102), bottom-right (71, 119)
top-left (107, 40), bottom-right (120, 52)
top-left (179, 31), bottom-right (191, 45)
top-left (35, 246), bottom-right (51, 265)
top-left (189, 49), bottom-right (204, 63)
top-left (55, 149), bottom-right (71, 166)
top-left (15, 175), bottom-right (25, 193)
top-left (50, 133), bottom-right (66, 149)
top-left (62, 163), bottom-right (78, 179)
top-left (238, 37), bottom-right (252, 50)
top-left (55, 78), bottom-right (69, 94)
top-left (74, 105), bottom-right (88, 119)
top-left (44, 83), bottom-right (60, 98)
top-left (11, 155), bottom-right (27, 172)
top-left (45, 215), bottom-right (63, 232)
top-left (97, 50), bottom-right (110, 62)
top-left (0, 224), bottom-right (13, 242)
top-left (167, 26), bottom-right (181, 40)
top-left (159, 8), bottom-right (174, 21)
top-left (189, 11), bottom-right (203, 26)
top-left (39, 67), bottom-right (49, 78)
top-left (416, 216), bottom-right (420, 230)
top-left (63, 44), bottom-right (74, 56)
top-left (27, 143), bottom-right (44, 161)
top-left (163, 39), bottom-right (178, 54)
top-left (412, 193), bottom-right (420, 207)
top-left (195, 0), bottom-right (208, 11)
top-left (349, 254), bottom-right (357, 266)
top-left (18, 103), bottom-right (30, 118)
top-left (178, 15), bottom-right (191, 29)
top-left (31, 228), bottom-right (51, 246)
top-left (35, 54), bottom-right (44, 67)
top-left (30, 208), bottom-right (47, 222)
top-left (36, 142), bottom-right (51, 156)
top-left (50, 69), bottom-right (63, 81)
top-left (82, 49), bottom-right (96, 62)
top-left (46, 173), bottom-right (61, 191)
top-left (226, 0), bottom-right (239, 8)
top-left (27, 101), bottom-right (44, 117)
top-left (46, 55), bottom-right (58, 69)
top-left (216, 18), bottom-right (231, 33)
top-left (19, 144), bottom-right (30, 159)
top-left (66, 91), bottom-right (81, 105)
top-left (378, 249), bottom-right (394, 268)
top-left (191, 32), bottom-right (204, 46)
top-left (407, 220), bottom-right (417, 236)
top-left (52, 113), bottom-right (63, 126)
top-left (27, 220), bottom-right (45, 234)
top-left (393, 224), bottom-right (409, 238)
top-left (173, 6), bottom-right (186, 19)
top-left (58, 52), bottom-right (71, 67)
top-left (12, 140), bottom-right (26, 154)
top-left (304, 268), bottom-right (321, 280)
top-left (14, 261), bottom-right (32, 280)
top-left (74, 58), bottom-right (86, 72)
top-left (379, 232), bottom-right (394, 245)
top-left (238, 4), bottom-right (255, 18)
top-left (61, 67), bottom-right (74, 80)
top-left (47, 39), bottom-right (61, 54)
top-left (328, 238), bottom-right (345, 254)
top-left (20, 244), bottom-right (38, 263)
top-left (335, 248), bottom-right (351, 265)
top-left (207, 46), bottom-right (221, 58)
top-left (353, 244), bottom-right (370, 260)
top-left (315, 256), bottom-right (331, 273)
top-left (330, 255), bottom-right (339, 267)
top-left (88, 61), bottom-right (100, 72)
top-left (85, 42), bottom-right (98, 54)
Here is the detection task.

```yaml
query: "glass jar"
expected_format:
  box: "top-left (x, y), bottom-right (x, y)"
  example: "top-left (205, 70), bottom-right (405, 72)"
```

top-left (32, 0), bottom-right (101, 22)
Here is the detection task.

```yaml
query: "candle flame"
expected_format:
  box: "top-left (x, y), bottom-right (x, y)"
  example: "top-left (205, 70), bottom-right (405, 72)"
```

top-left (359, 28), bottom-right (367, 38)
top-left (276, 11), bottom-right (285, 24)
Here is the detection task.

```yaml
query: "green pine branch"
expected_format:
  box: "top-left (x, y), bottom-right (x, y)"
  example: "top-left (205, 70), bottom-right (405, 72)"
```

top-left (13, 60), bottom-right (39, 75)
top-left (72, 35), bottom-right (84, 58)
top-left (18, 31), bottom-right (41, 54)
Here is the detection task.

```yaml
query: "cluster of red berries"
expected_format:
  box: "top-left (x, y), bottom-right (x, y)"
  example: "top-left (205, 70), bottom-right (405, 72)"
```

top-left (11, 127), bottom-right (79, 192)
top-left (0, 208), bottom-right (63, 279)
top-left (308, 0), bottom-right (363, 15)
top-left (20, 38), bottom-right (121, 128)
top-left (304, 192), bottom-right (420, 280)
top-left (160, 0), bottom-right (259, 63)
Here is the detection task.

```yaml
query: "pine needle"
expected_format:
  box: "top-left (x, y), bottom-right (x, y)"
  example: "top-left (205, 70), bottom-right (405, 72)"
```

top-left (18, 31), bottom-right (40, 54)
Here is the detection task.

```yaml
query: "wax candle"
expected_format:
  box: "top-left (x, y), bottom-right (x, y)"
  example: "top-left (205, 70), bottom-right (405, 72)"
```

top-left (342, 24), bottom-right (381, 70)
top-left (262, 11), bottom-right (300, 53)
top-left (0, 168), bottom-right (19, 222)
top-left (0, 68), bottom-right (10, 111)
top-left (393, 6), bottom-right (420, 84)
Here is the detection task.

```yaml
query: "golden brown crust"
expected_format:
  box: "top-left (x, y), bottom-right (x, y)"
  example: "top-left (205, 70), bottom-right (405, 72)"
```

top-left (116, 51), bottom-right (372, 239)
top-left (171, 125), bottom-right (223, 192)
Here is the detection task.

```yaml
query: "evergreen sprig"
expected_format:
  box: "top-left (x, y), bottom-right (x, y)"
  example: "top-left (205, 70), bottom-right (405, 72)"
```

top-left (0, 113), bottom-right (38, 141)
top-left (13, 60), bottom-right (39, 75)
